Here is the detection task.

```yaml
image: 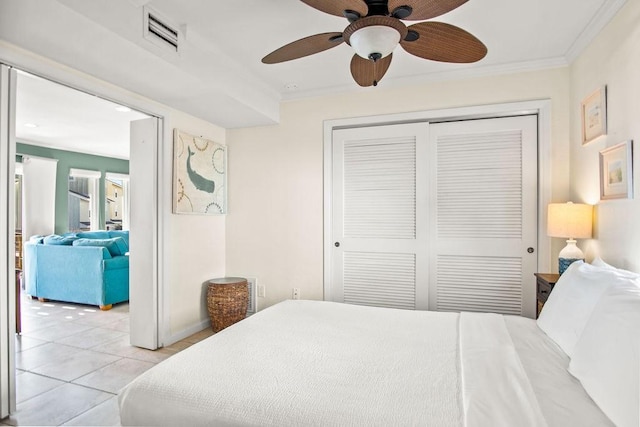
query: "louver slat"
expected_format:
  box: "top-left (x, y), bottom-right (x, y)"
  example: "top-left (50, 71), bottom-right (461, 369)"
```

top-left (437, 130), bottom-right (523, 240)
top-left (344, 252), bottom-right (416, 309)
top-left (344, 137), bottom-right (416, 239)
top-left (437, 255), bottom-right (522, 315)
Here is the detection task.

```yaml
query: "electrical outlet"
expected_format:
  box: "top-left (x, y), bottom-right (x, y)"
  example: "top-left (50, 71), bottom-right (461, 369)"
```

top-left (292, 288), bottom-right (300, 300)
top-left (258, 285), bottom-right (266, 298)
top-left (246, 277), bottom-right (257, 314)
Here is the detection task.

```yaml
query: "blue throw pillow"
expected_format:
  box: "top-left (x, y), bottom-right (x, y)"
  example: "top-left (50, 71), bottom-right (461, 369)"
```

top-left (108, 230), bottom-right (129, 249)
top-left (43, 234), bottom-right (78, 246)
top-left (29, 235), bottom-right (45, 244)
top-left (73, 236), bottom-right (128, 257)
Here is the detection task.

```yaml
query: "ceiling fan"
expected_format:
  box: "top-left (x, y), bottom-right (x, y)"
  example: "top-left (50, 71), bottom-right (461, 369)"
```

top-left (262, 0), bottom-right (487, 87)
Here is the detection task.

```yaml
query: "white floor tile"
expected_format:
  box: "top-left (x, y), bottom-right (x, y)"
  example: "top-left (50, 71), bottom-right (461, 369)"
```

top-left (73, 358), bottom-right (154, 393)
top-left (14, 335), bottom-right (47, 353)
top-left (91, 336), bottom-right (172, 364)
top-left (18, 314), bottom-right (57, 333)
top-left (62, 395), bottom-right (121, 426)
top-left (16, 343), bottom-right (78, 371)
top-left (31, 350), bottom-right (121, 382)
top-left (21, 322), bottom-right (94, 342)
top-left (57, 327), bottom-right (127, 350)
top-left (7, 383), bottom-right (112, 426)
top-left (15, 372), bottom-right (64, 404)
top-left (101, 318), bottom-right (129, 333)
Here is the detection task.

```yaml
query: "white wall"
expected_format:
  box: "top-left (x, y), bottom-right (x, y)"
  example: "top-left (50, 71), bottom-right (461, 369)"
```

top-left (227, 67), bottom-right (571, 309)
top-left (163, 112), bottom-right (226, 340)
top-left (570, 0), bottom-right (640, 272)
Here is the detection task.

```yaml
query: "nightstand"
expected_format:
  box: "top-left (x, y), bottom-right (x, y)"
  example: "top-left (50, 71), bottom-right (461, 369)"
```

top-left (535, 273), bottom-right (560, 318)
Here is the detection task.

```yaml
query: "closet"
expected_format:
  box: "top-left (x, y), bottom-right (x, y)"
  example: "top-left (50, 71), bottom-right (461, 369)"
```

top-left (328, 115), bottom-right (538, 315)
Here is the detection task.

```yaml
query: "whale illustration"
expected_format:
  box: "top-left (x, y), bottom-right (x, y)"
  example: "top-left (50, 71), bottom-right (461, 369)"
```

top-left (187, 147), bottom-right (215, 193)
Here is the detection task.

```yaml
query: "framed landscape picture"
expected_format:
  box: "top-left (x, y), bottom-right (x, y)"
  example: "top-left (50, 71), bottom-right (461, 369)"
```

top-left (599, 140), bottom-right (633, 200)
top-left (173, 129), bottom-right (226, 214)
top-left (581, 86), bottom-right (607, 145)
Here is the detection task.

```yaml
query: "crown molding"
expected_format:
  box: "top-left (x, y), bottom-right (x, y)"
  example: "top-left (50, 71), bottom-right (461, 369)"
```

top-left (564, 0), bottom-right (628, 63)
top-left (281, 56), bottom-right (569, 102)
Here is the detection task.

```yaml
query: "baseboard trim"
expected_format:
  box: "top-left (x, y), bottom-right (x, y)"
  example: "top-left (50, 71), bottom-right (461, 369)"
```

top-left (162, 318), bottom-right (211, 347)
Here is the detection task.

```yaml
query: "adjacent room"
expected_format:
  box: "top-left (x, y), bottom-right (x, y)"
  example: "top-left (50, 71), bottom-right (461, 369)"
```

top-left (0, 0), bottom-right (639, 425)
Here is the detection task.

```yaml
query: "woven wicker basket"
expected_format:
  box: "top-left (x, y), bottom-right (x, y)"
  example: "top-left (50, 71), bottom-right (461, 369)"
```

top-left (206, 277), bottom-right (248, 332)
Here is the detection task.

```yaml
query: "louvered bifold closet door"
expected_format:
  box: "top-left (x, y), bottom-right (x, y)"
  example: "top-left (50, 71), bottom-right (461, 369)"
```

top-left (330, 123), bottom-right (429, 310)
top-left (428, 116), bottom-right (538, 316)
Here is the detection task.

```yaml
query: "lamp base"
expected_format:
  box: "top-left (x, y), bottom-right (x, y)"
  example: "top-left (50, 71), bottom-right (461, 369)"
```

top-left (559, 257), bottom-right (583, 274)
top-left (558, 239), bottom-right (585, 274)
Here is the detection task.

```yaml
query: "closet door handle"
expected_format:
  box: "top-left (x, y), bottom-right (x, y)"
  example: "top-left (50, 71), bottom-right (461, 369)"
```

top-left (334, 242), bottom-right (340, 247)
top-left (527, 247), bottom-right (534, 253)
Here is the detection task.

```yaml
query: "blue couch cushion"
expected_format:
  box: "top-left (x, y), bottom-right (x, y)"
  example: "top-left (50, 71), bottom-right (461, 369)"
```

top-left (108, 230), bottom-right (129, 249)
top-left (104, 255), bottom-right (129, 270)
top-left (29, 235), bottom-right (45, 244)
top-left (76, 231), bottom-right (111, 240)
top-left (73, 236), bottom-right (129, 257)
top-left (43, 234), bottom-right (78, 246)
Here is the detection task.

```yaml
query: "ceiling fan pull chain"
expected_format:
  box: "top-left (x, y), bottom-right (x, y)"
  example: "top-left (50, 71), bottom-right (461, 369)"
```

top-left (373, 60), bottom-right (378, 87)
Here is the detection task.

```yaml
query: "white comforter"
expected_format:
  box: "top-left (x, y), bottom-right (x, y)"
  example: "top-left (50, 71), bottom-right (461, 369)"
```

top-left (119, 300), bottom-right (610, 426)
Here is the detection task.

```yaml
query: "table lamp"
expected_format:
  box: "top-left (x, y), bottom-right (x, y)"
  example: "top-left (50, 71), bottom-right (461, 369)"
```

top-left (547, 202), bottom-right (593, 274)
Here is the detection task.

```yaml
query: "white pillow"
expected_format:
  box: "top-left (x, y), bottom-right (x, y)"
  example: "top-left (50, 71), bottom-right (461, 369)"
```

top-left (591, 257), bottom-right (640, 279)
top-left (537, 261), bottom-right (629, 357)
top-left (569, 278), bottom-right (640, 427)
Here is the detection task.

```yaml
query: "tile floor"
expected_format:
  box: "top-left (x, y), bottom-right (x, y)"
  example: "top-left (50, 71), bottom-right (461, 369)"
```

top-left (1, 293), bottom-right (214, 426)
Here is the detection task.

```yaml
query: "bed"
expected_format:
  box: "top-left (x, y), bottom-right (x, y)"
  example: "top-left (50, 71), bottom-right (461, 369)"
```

top-left (119, 260), bottom-right (640, 426)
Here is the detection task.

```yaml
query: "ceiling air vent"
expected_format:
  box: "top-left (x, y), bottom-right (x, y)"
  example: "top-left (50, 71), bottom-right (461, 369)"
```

top-left (143, 6), bottom-right (182, 54)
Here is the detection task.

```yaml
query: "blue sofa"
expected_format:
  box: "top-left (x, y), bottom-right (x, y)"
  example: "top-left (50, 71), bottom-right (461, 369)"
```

top-left (24, 230), bottom-right (130, 310)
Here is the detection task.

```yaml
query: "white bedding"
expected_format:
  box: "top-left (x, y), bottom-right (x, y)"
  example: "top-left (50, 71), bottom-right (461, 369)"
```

top-left (119, 300), bottom-right (611, 426)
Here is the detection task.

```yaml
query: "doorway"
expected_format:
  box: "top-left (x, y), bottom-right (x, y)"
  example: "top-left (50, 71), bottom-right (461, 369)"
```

top-left (0, 63), bottom-right (162, 417)
top-left (326, 113), bottom-right (539, 317)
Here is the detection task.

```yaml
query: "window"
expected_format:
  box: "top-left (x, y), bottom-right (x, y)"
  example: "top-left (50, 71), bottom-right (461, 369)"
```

top-left (105, 172), bottom-right (129, 230)
top-left (68, 169), bottom-right (100, 232)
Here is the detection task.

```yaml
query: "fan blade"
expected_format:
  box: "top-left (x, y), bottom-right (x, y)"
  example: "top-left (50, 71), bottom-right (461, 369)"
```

top-left (400, 22), bottom-right (486, 63)
top-left (301, 0), bottom-right (368, 18)
top-left (350, 54), bottom-right (393, 87)
top-left (262, 32), bottom-right (344, 64)
top-left (388, 0), bottom-right (469, 20)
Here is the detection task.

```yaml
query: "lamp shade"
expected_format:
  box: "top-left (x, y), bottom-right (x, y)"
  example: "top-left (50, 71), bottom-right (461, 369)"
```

top-left (350, 25), bottom-right (401, 60)
top-left (547, 202), bottom-right (593, 239)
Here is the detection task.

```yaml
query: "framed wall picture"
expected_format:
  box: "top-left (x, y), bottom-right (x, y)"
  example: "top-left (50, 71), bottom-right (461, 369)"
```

top-left (173, 129), bottom-right (226, 214)
top-left (581, 86), bottom-right (607, 145)
top-left (599, 140), bottom-right (633, 200)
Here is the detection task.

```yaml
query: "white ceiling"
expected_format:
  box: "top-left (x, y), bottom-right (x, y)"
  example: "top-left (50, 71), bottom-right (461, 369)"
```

top-left (15, 71), bottom-right (149, 159)
top-left (148, 0), bottom-right (616, 94)
top-left (0, 0), bottom-right (628, 132)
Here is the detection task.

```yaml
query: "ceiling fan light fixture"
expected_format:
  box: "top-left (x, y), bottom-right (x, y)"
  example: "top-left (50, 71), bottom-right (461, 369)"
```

top-left (350, 25), bottom-right (400, 60)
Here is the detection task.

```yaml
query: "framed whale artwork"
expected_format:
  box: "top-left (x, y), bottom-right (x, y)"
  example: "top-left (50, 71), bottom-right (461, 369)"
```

top-left (173, 129), bottom-right (226, 214)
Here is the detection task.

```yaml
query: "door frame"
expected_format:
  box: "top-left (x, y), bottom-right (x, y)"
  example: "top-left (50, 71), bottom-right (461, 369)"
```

top-left (0, 64), bottom-right (17, 418)
top-left (323, 100), bottom-right (553, 306)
